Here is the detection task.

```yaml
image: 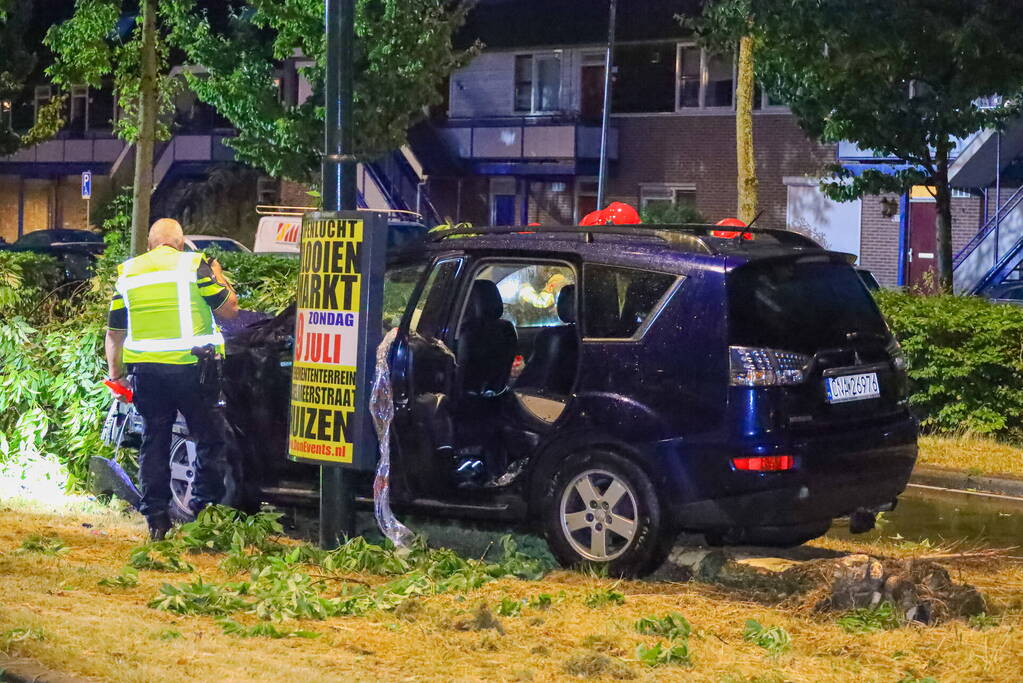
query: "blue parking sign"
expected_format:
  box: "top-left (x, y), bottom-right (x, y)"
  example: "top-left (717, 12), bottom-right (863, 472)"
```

top-left (81, 171), bottom-right (92, 200)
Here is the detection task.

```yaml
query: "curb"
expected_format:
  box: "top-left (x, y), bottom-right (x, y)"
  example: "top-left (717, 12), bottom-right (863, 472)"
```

top-left (910, 465), bottom-right (1023, 499)
top-left (0, 655), bottom-right (90, 683)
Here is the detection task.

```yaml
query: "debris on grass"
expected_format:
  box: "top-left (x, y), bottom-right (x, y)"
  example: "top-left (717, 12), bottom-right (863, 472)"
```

top-left (97, 566), bottom-right (139, 588)
top-left (968, 612), bottom-right (1000, 630)
top-left (152, 629), bottom-right (182, 641)
top-left (17, 534), bottom-right (67, 555)
top-left (217, 618), bottom-right (319, 639)
top-left (580, 634), bottom-right (625, 656)
top-left (496, 596), bottom-right (523, 616)
top-left (635, 612), bottom-right (692, 641)
top-left (836, 602), bottom-right (903, 634)
top-left (1, 627), bottom-right (45, 647)
top-left (743, 619), bottom-right (791, 655)
top-left (451, 604), bottom-right (505, 634)
top-left (635, 640), bottom-right (692, 667)
top-left (584, 586), bottom-right (625, 608)
top-left (563, 652), bottom-right (636, 680)
top-left (129, 541), bottom-right (194, 573)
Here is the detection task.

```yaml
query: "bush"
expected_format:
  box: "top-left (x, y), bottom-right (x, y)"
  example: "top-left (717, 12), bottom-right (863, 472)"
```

top-left (640, 202), bottom-right (706, 225)
top-left (876, 290), bottom-right (1023, 440)
top-left (208, 250), bottom-right (298, 314)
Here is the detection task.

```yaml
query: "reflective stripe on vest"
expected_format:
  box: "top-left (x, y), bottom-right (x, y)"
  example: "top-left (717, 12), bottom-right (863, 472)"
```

top-left (116, 250), bottom-right (225, 359)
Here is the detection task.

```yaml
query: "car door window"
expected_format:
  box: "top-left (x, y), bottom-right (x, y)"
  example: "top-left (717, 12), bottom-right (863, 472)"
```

top-left (583, 265), bottom-right (677, 339)
top-left (410, 258), bottom-right (463, 338)
top-left (383, 262), bottom-right (428, 332)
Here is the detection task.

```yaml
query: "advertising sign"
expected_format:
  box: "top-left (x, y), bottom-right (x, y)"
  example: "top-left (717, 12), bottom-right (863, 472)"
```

top-left (288, 211), bottom-right (386, 469)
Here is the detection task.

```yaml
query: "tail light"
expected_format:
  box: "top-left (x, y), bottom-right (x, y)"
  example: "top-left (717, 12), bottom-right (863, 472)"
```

top-left (886, 338), bottom-right (907, 373)
top-left (729, 346), bottom-right (811, 386)
top-left (732, 455), bottom-right (795, 471)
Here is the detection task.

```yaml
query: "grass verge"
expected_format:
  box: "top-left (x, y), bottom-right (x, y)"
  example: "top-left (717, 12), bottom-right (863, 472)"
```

top-left (918, 434), bottom-right (1023, 480)
top-left (1, 502), bottom-right (1022, 682)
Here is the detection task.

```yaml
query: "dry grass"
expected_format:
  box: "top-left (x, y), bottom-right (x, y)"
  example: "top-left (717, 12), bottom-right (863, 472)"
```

top-left (1, 503), bottom-right (1023, 682)
top-left (917, 434), bottom-right (1023, 479)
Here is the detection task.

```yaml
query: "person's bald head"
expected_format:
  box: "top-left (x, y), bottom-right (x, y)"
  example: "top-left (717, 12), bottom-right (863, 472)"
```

top-left (148, 218), bottom-right (185, 250)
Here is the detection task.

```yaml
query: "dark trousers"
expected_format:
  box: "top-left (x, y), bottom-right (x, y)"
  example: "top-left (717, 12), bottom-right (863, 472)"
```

top-left (131, 364), bottom-right (226, 518)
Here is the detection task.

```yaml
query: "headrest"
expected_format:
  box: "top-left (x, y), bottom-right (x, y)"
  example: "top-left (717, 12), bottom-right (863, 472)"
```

top-left (557, 284), bottom-right (576, 324)
top-left (467, 279), bottom-right (504, 321)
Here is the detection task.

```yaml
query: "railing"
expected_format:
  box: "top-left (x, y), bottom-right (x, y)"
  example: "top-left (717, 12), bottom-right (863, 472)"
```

top-left (367, 151), bottom-right (441, 227)
top-left (973, 234), bottom-right (1023, 294)
top-left (953, 185), bottom-right (1023, 269)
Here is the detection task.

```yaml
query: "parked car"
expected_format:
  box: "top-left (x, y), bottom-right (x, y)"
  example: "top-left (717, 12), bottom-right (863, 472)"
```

top-left (2, 229), bottom-right (105, 282)
top-left (980, 281), bottom-right (1023, 305)
top-left (99, 224), bottom-right (917, 576)
top-left (184, 235), bottom-right (251, 253)
top-left (856, 267), bottom-right (881, 291)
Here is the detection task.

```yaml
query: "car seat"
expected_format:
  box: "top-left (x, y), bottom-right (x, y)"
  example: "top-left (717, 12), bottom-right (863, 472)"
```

top-left (457, 279), bottom-right (518, 396)
top-left (514, 285), bottom-right (578, 397)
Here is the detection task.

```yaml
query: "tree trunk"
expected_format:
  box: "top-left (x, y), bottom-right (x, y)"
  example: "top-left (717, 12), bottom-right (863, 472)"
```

top-left (934, 147), bottom-right (954, 294)
top-left (736, 35), bottom-right (759, 224)
top-left (130, 0), bottom-right (158, 256)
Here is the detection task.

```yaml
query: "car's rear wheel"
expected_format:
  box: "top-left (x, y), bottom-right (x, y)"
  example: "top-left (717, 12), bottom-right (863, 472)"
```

top-left (168, 434), bottom-right (241, 522)
top-left (541, 449), bottom-right (674, 577)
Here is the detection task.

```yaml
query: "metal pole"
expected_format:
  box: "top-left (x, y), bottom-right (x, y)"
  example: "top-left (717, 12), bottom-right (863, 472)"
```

top-left (320, 0), bottom-right (358, 550)
top-left (994, 130), bottom-right (1002, 263)
top-left (596, 0), bottom-right (617, 211)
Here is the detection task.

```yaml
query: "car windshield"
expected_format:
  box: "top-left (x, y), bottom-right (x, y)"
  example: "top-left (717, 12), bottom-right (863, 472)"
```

top-left (190, 239), bottom-right (244, 252)
top-left (728, 257), bottom-right (889, 354)
top-left (15, 230), bottom-right (103, 247)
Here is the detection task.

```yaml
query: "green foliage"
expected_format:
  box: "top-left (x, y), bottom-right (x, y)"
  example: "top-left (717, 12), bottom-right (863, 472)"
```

top-left (163, 0), bottom-right (478, 183)
top-left (170, 505), bottom-right (284, 553)
top-left (45, 0), bottom-right (178, 143)
top-left (875, 290), bottom-right (1023, 439)
top-left (153, 629), bottom-right (182, 640)
top-left (149, 577), bottom-right (249, 616)
top-left (0, 0), bottom-right (40, 155)
top-left (496, 597), bottom-right (523, 617)
top-left (584, 587), bottom-right (625, 609)
top-left (530, 593), bottom-right (554, 610)
top-left (635, 641), bottom-right (692, 667)
top-left (217, 618), bottom-right (319, 639)
top-left (968, 613), bottom-right (1000, 630)
top-left (640, 202), bottom-right (706, 225)
top-left (130, 541), bottom-right (195, 573)
top-left (210, 250), bottom-right (299, 314)
top-left (635, 613), bottom-right (692, 641)
top-left (0, 627), bottom-right (45, 648)
top-left (836, 602), bottom-right (902, 634)
top-left (742, 619), bottom-right (791, 655)
top-left (17, 534), bottom-right (68, 555)
top-left (98, 567), bottom-right (140, 588)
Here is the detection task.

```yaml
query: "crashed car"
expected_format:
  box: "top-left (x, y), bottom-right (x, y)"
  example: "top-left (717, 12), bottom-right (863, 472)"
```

top-left (100, 224), bottom-right (917, 576)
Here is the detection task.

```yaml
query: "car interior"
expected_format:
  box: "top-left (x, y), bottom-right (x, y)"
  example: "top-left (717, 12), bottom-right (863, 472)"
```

top-left (445, 261), bottom-right (580, 488)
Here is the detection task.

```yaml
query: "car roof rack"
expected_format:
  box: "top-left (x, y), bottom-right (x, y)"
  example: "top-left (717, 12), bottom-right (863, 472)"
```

top-left (424, 223), bottom-right (823, 256)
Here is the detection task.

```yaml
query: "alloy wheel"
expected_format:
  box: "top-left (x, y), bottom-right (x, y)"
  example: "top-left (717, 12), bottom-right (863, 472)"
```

top-left (559, 468), bottom-right (639, 562)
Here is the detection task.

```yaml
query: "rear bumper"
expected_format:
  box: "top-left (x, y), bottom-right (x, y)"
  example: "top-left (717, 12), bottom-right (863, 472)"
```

top-left (660, 416), bottom-right (917, 531)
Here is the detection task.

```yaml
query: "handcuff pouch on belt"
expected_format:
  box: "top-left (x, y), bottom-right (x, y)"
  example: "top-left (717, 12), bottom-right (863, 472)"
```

top-left (191, 344), bottom-right (226, 409)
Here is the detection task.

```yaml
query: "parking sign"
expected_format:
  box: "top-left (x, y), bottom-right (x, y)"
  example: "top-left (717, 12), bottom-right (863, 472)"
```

top-left (81, 171), bottom-right (92, 200)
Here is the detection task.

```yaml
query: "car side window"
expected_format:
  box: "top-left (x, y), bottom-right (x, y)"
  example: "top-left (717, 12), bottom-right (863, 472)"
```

top-left (583, 265), bottom-right (677, 339)
top-left (382, 262), bottom-right (428, 332)
top-left (410, 258), bottom-right (462, 338)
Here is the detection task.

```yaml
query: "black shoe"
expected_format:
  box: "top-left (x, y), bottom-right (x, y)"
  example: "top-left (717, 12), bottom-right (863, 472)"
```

top-left (147, 512), bottom-right (172, 541)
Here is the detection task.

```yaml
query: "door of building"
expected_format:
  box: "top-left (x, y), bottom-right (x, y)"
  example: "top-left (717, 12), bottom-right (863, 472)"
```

top-left (907, 199), bottom-right (938, 290)
top-left (580, 65), bottom-right (605, 121)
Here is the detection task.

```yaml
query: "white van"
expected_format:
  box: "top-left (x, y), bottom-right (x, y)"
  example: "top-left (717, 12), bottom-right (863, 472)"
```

top-left (253, 215), bottom-right (302, 255)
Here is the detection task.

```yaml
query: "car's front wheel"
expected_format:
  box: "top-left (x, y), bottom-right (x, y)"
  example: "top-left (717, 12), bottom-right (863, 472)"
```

top-left (168, 434), bottom-right (241, 522)
top-left (541, 449), bottom-right (674, 577)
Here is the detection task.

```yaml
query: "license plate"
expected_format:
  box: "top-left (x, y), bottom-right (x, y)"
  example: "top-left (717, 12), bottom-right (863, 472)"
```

top-left (825, 372), bottom-right (880, 404)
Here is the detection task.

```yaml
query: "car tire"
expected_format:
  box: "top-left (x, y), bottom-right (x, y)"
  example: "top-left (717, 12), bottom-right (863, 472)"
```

top-left (541, 449), bottom-right (674, 578)
top-left (167, 433), bottom-right (243, 523)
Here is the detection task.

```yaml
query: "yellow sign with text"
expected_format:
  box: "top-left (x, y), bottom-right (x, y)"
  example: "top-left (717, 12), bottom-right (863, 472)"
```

top-left (288, 217), bottom-right (364, 464)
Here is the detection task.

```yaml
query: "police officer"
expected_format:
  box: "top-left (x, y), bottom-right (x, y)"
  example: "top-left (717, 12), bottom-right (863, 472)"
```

top-left (104, 218), bottom-right (239, 540)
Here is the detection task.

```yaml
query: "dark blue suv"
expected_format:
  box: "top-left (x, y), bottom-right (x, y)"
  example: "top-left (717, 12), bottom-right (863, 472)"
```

top-left (101, 224), bottom-right (917, 576)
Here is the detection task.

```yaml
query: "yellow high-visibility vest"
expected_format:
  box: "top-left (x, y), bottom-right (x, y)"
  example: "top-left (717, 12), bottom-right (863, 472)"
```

top-left (114, 246), bottom-right (225, 365)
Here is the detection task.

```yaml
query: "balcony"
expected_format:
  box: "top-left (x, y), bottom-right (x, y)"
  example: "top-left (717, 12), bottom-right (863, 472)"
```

top-left (0, 134), bottom-right (126, 175)
top-left (439, 116), bottom-right (618, 176)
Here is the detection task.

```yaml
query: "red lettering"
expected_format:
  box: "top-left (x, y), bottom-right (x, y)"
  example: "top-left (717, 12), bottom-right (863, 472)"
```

top-left (333, 334), bottom-right (341, 364)
top-left (323, 332), bottom-right (333, 364)
top-left (310, 333), bottom-right (321, 362)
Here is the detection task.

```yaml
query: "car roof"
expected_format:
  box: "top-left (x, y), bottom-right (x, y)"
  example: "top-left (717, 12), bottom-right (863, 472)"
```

top-left (186, 235), bottom-right (240, 242)
top-left (405, 224), bottom-right (829, 273)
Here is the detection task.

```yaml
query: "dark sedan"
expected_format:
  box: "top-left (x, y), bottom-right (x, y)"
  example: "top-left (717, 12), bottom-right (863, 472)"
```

top-left (3, 229), bottom-right (105, 282)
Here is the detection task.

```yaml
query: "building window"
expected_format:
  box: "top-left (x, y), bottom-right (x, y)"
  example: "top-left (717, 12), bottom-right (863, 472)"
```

top-left (257, 176), bottom-right (280, 205)
top-left (514, 53), bottom-right (562, 114)
top-left (69, 85), bottom-right (89, 134)
top-left (639, 184), bottom-right (697, 210)
top-left (613, 43), bottom-right (676, 114)
top-left (676, 45), bottom-right (733, 110)
top-left (33, 85), bottom-right (52, 125)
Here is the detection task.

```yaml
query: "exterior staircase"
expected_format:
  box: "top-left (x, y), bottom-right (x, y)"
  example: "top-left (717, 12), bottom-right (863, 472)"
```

top-left (952, 186), bottom-right (1023, 293)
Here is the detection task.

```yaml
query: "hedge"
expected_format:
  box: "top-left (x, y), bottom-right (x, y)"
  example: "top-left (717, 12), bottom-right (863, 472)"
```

top-left (875, 290), bottom-right (1023, 440)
